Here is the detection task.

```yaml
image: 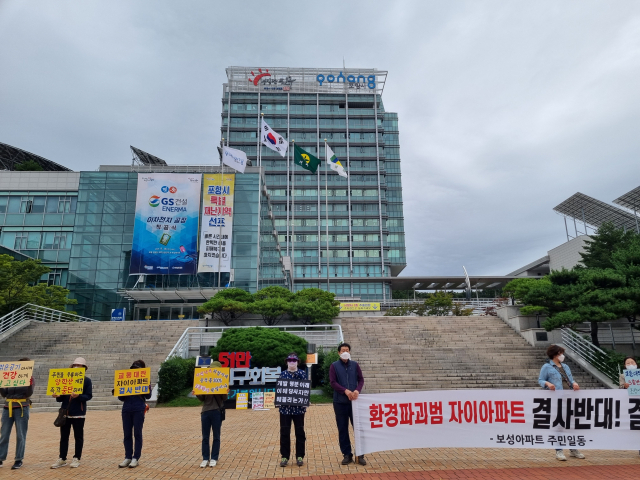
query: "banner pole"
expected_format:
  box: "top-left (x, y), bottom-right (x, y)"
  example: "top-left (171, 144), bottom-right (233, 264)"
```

top-left (217, 139), bottom-right (225, 290)
top-left (291, 139), bottom-right (295, 293)
top-left (324, 140), bottom-right (330, 293)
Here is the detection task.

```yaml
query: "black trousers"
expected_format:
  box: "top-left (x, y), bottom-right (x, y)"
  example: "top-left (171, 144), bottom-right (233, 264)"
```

top-left (333, 402), bottom-right (353, 456)
top-left (279, 413), bottom-right (306, 459)
top-left (59, 418), bottom-right (85, 461)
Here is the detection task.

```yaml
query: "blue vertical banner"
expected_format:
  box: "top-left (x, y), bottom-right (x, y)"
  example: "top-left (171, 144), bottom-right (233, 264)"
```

top-left (111, 308), bottom-right (126, 321)
top-left (130, 173), bottom-right (201, 275)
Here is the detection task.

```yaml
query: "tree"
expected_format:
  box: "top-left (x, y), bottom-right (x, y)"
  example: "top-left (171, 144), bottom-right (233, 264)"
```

top-left (424, 291), bottom-right (453, 316)
top-left (0, 254), bottom-right (76, 316)
top-left (197, 288), bottom-right (252, 326)
top-left (250, 286), bottom-right (293, 326)
top-left (580, 222), bottom-right (636, 269)
top-left (290, 288), bottom-right (340, 325)
top-left (14, 160), bottom-right (43, 171)
top-left (451, 303), bottom-right (474, 316)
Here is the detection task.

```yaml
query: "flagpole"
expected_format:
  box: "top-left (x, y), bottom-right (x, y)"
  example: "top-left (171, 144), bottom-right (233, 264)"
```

top-left (324, 139), bottom-right (330, 293)
top-left (259, 113), bottom-right (264, 168)
top-left (291, 139), bottom-right (295, 293)
top-left (218, 138), bottom-right (225, 290)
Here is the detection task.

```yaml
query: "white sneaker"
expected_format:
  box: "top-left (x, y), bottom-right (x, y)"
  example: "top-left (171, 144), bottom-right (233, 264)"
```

top-left (70, 458), bottom-right (80, 468)
top-left (51, 458), bottom-right (67, 469)
top-left (210, 460), bottom-right (217, 467)
top-left (118, 459), bottom-right (131, 468)
top-left (555, 451), bottom-right (567, 461)
top-left (570, 450), bottom-right (585, 459)
top-left (200, 460), bottom-right (208, 468)
top-left (129, 459), bottom-right (139, 468)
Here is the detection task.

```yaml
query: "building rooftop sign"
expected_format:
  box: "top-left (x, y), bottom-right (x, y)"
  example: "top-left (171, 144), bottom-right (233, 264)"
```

top-left (226, 66), bottom-right (388, 95)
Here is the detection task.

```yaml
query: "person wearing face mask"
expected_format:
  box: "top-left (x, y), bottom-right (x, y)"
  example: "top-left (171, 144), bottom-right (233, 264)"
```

top-left (329, 342), bottom-right (365, 466)
top-left (278, 353), bottom-right (307, 467)
top-left (619, 357), bottom-right (640, 455)
top-left (538, 345), bottom-right (584, 461)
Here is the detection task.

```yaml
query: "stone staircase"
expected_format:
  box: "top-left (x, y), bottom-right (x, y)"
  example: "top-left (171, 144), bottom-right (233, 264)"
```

top-left (343, 316), bottom-right (604, 393)
top-left (0, 320), bottom-right (198, 412)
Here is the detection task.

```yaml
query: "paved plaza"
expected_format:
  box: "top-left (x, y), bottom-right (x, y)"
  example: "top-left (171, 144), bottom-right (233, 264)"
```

top-left (1, 405), bottom-right (638, 480)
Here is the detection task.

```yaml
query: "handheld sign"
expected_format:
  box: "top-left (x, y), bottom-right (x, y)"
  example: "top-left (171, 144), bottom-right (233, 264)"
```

top-left (624, 369), bottom-right (640, 396)
top-left (274, 379), bottom-right (311, 407)
top-left (193, 367), bottom-right (230, 394)
top-left (252, 392), bottom-right (264, 409)
top-left (0, 361), bottom-right (34, 388)
top-left (114, 368), bottom-right (151, 396)
top-left (263, 391), bottom-right (275, 409)
top-left (236, 392), bottom-right (248, 409)
top-left (47, 368), bottom-right (85, 396)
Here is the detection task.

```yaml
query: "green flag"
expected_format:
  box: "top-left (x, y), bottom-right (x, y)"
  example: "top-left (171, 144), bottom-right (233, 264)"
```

top-left (293, 144), bottom-right (321, 174)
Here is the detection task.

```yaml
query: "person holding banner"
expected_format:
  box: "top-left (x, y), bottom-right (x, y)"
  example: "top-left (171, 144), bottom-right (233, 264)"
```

top-left (193, 360), bottom-right (227, 468)
top-left (0, 358), bottom-right (34, 470)
top-left (50, 358), bottom-right (93, 469)
top-left (114, 360), bottom-right (152, 468)
top-left (278, 353), bottom-right (307, 467)
top-left (329, 343), bottom-right (366, 466)
top-left (619, 357), bottom-right (637, 389)
top-left (538, 345), bottom-right (585, 461)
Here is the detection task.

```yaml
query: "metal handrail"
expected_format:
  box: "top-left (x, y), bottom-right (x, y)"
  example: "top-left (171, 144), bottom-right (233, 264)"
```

top-left (165, 324), bottom-right (344, 361)
top-left (0, 303), bottom-right (99, 340)
top-left (561, 328), bottom-right (618, 382)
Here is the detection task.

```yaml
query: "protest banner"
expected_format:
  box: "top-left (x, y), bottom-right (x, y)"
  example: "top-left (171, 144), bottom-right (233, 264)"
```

top-left (274, 378), bottom-right (311, 407)
top-left (264, 392), bottom-right (275, 409)
top-left (353, 389), bottom-right (640, 456)
top-left (339, 302), bottom-right (380, 312)
top-left (236, 392), bottom-right (248, 409)
top-left (113, 368), bottom-right (151, 396)
top-left (46, 368), bottom-right (85, 396)
top-left (193, 367), bottom-right (230, 394)
top-left (252, 392), bottom-right (264, 409)
top-left (624, 369), bottom-right (640, 396)
top-left (0, 361), bottom-right (34, 388)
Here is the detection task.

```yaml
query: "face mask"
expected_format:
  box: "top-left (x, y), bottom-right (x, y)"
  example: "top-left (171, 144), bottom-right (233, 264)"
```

top-left (287, 361), bottom-right (297, 371)
top-left (340, 352), bottom-right (350, 360)
top-left (557, 354), bottom-right (565, 363)
top-left (627, 364), bottom-right (637, 370)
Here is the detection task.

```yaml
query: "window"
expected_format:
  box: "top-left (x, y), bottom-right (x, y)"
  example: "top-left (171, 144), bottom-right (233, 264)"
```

top-left (20, 197), bottom-right (34, 213)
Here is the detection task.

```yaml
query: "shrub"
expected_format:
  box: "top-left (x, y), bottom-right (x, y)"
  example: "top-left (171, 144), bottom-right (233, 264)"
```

top-left (197, 288), bottom-right (253, 325)
top-left (316, 345), bottom-right (340, 396)
top-left (157, 356), bottom-right (196, 403)
top-left (250, 286), bottom-right (294, 325)
top-left (209, 327), bottom-right (307, 368)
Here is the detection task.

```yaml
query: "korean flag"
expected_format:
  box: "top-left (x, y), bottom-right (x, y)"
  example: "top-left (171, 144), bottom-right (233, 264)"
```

top-left (261, 119), bottom-right (289, 157)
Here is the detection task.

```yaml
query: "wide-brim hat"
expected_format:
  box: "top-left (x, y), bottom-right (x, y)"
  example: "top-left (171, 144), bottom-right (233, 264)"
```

top-left (211, 360), bottom-right (222, 367)
top-left (72, 357), bottom-right (88, 369)
top-left (286, 354), bottom-right (299, 362)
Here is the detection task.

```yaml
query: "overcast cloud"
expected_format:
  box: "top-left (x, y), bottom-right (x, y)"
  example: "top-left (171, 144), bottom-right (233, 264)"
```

top-left (1, 1), bottom-right (639, 278)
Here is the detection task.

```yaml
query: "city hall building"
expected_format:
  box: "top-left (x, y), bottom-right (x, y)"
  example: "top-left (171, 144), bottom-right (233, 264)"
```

top-left (0, 66), bottom-right (406, 321)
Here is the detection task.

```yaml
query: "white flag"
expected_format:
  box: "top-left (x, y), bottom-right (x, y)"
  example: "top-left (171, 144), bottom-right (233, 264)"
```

top-left (222, 146), bottom-right (247, 173)
top-left (261, 119), bottom-right (288, 157)
top-left (326, 144), bottom-right (348, 178)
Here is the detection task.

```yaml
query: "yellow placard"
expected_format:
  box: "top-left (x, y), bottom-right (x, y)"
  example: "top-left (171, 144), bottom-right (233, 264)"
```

top-left (236, 392), bottom-right (248, 409)
top-left (263, 392), bottom-right (275, 409)
top-left (193, 367), bottom-right (230, 394)
top-left (306, 353), bottom-right (318, 365)
top-left (339, 302), bottom-right (381, 312)
top-left (113, 368), bottom-right (151, 396)
top-left (46, 368), bottom-right (85, 396)
top-left (0, 361), bottom-right (34, 388)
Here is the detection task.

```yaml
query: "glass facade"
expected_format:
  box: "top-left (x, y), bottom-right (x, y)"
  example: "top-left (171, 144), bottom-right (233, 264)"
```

top-left (222, 69), bottom-right (406, 300)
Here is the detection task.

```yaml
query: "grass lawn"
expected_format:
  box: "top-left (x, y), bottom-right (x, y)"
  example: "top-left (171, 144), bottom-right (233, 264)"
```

top-left (157, 389), bottom-right (334, 407)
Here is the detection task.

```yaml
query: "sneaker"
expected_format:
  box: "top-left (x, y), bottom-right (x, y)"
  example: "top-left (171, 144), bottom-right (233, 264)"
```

top-left (0, 460), bottom-right (3, 467)
top-left (297, 457), bottom-right (303, 466)
top-left (129, 459), bottom-right (139, 468)
top-left (280, 457), bottom-right (288, 467)
top-left (357, 455), bottom-right (367, 466)
top-left (199, 460), bottom-right (208, 468)
top-left (118, 459), bottom-right (131, 468)
top-left (341, 454), bottom-right (353, 465)
top-left (555, 451), bottom-right (567, 461)
top-left (70, 458), bottom-right (80, 468)
top-left (210, 460), bottom-right (217, 467)
top-left (11, 461), bottom-right (23, 470)
top-left (51, 458), bottom-right (67, 469)
top-left (570, 450), bottom-right (585, 459)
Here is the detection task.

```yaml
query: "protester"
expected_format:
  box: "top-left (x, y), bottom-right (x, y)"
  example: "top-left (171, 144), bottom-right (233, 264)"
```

top-left (0, 357), bottom-right (35, 470)
top-left (278, 353), bottom-right (307, 467)
top-left (115, 359), bottom-right (152, 468)
top-left (193, 360), bottom-right (227, 468)
top-left (619, 357), bottom-right (637, 389)
top-left (538, 345), bottom-right (584, 461)
top-left (329, 343), bottom-right (365, 466)
top-left (51, 357), bottom-right (93, 469)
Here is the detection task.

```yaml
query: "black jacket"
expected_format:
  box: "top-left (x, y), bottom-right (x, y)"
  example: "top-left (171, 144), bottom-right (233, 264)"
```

top-left (56, 377), bottom-right (93, 416)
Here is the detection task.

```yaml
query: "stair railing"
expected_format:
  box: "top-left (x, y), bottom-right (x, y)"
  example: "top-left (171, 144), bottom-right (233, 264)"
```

top-left (0, 303), bottom-right (99, 341)
top-left (561, 328), bottom-right (618, 382)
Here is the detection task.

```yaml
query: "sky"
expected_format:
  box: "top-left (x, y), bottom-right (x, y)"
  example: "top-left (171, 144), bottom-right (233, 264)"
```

top-left (1, 1), bottom-right (639, 277)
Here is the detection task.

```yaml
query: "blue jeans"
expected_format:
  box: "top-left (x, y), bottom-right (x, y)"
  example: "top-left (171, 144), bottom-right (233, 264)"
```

top-left (333, 402), bottom-right (353, 456)
top-left (122, 410), bottom-right (145, 460)
top-left (201, 409), bottom-right (222, 461)
top-left (0, 406), bottom-right (30, 461)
